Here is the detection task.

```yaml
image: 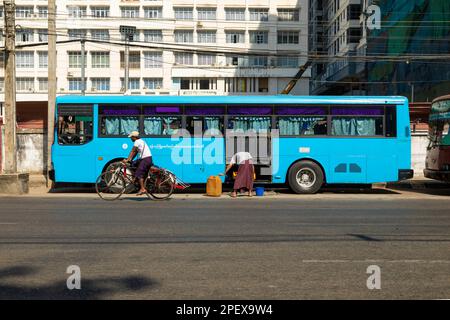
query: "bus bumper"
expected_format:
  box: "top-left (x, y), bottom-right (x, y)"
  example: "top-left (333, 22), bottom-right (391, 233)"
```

top-left (398, 169), bottom-right (414, 181)
top-left (424, 169), bottom-right (450, 182)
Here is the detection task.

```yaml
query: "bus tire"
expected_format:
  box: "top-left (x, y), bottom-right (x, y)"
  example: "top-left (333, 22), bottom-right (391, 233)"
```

top-left (288, 160), bottom-right (324, 194)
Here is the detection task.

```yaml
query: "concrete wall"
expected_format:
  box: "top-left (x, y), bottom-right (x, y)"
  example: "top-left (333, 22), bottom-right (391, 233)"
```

top-left (411, 134), bottom-right (429, 177)
top-left (16, 129), bottom-right (45, 174)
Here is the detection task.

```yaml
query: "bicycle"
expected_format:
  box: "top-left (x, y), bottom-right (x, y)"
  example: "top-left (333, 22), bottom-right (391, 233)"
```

top-left (95, 161), bottom-right (188, 201)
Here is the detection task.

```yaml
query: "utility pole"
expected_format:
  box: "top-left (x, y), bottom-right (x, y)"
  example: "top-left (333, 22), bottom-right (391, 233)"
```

top-left (124, 36), bottom-right (129, 91)
top-left (119, 26), bottom-right (136, 92)
top-left (3, 0), bottom-right (17, 174)
top-left (80, 38), bottom-right (86, 95)
top-left (47, 0), bottom-right (56, 186)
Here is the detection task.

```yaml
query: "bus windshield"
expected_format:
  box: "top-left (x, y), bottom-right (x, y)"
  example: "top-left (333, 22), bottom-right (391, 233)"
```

top-left (429, 99), bottom-right (450, 147)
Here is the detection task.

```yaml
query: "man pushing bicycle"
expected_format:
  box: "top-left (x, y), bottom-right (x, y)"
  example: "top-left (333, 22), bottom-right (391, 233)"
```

top-left (122, 131), bottom-right (153, 196)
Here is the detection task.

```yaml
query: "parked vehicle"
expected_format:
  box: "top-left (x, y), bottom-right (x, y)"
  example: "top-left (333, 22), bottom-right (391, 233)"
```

top-left (424, 94), bottom-right (450, 182)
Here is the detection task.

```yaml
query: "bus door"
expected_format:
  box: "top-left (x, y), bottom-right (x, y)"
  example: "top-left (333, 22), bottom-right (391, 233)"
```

top-left (183, 114), bottom-right (225, 183)
top-left (53, 104), bottom-right (96, 183)
top-left (226, 115), bottom-right (273, 182)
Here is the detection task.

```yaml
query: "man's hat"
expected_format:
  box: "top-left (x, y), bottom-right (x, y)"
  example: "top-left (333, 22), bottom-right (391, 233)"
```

top-left (128, 131), bottom-right (139, 138)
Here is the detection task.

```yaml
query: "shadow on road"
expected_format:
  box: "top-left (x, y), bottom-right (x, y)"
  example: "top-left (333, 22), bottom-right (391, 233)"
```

top-left (0, 265), bottom-right (157, 300)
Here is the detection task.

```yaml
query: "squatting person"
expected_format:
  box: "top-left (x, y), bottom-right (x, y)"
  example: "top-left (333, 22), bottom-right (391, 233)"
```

top-left (225, 151), bottom-right (255, 198)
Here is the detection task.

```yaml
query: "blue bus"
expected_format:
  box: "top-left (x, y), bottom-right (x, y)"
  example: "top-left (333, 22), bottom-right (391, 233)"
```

top-left (50, 95), bottom-right (413, 194)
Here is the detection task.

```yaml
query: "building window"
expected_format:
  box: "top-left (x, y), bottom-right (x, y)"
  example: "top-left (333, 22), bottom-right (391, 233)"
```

top-left (16, 6), bottom-right (33, 18)
top-left (225, 8), bottom-right (245, 21)
top-left (178, 78), bottom-right (217, 90)
top-left (38, 51), bottom-right (48, 68)
top-left (120, 52), bottom-right (141, 69)
top-left (16, 77), bottom-right (34, 91)
top-left (249, 56), bottom-right (268, 67)
top-left (174, 7), bottom-right (193, 20)
top-left (121, 31), bottom-right (140, 42)
top-left (38, 6), bottom-right (48, 18)
top-left (224, 77), bottom-right (266, 93)
top-left (143, 51), bottom-right (163, 68)
top-left (277, 31), bottom-right (299, 44)
top-left (91, 30), bottom-right (110, 41)
top-left (16, 29), bottom-right (33, 43)
top-left (68, 29), bottom-right (87, 40)
top-left (226, 31), bottom-right (245, 44)
top-left (174, 30), bottom-right (193, 43)
top-left (174, 52), bottom-right (193, 65)
top-left (258, 78), bottom-right (269, 92)
top-left (120, 78), bottom-right (140, 90)
top-left (144, 7), bottom-right (162, 19)
top-left (68, 6), bottom-right (87, 18)
top-left (37, 29), bottom-right (48, 42)
top-left (348, 4), bottom-right (361, 20)
top-left (121, 7), bottom-right (139, 18)
top-left (198, 54), bottom-right (216, 66)
top-left (249, 8), bottom-right (269, 21)
top-left (347, 28), bottom-right (362, 44)
top-left (197, 31), bottom-right (216, 43)
top-left (277, 56), bottom-right (298, 67)
top-left (38, 78), bottom-right (48, 91)
top-left (68, 51), bottom-right (87, 68)
top-left (143, 30), bottom-right (163, 42)
top-left (277, 9), bottom-right (299, 21)
top-left (16, 51), bottom-right (34, 68)
top-left (91, 52), bottom-right (110, 68)
top-left (143, 78), bottom-right (163, 90)
top-left (249, 31), bottom-right (268, 44)
top-left (197, 8), bottom-right (216, 20)
top-left (68, 78), bottom-right (82, 91)
top-left (91, 7), bottom-right (109, 18)
top-left (91, 78), bottom-right (110, 91)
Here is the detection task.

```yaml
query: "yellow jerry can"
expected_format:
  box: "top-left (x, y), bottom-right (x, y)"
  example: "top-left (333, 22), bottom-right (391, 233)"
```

top-left (206, 176), bottom-right (222, 197)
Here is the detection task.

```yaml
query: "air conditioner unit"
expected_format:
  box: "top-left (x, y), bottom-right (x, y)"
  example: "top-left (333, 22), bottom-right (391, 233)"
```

top-left (0, 88), bottom-right (3, 92)
top-left (67, 72), bottom-right (74, 77)
top-left (91, 87), bottom-right (97, 91)
top-left (197, 22), bottom-right (203, 28)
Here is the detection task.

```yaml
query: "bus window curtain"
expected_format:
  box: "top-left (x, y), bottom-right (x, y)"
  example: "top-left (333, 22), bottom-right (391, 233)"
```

top-left (104, 117), bottom-right (138, 135)
top-left (144, 117), bottom-right (163, 135)
top-left (119, 117), bottom-right (139, 136)
top-left (332, 117), bottom-right (376, 136)
top-left (230, 117), bottom-right (271, 133)
top-left (104, 117), bottom-right (119, 135)
top-left (279, 117), bottom-right (322, 135)
top-left (162, 117), bottom-right (180, 135)
top-left (204, 117), bottom-right (221, 135)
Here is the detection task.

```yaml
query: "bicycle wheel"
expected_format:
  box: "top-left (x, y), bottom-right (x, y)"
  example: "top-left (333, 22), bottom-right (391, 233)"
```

top-left (106, 162), bottom-right (138, 194)
top-left (95, 171), bottom-right (126, 201)
top-left (145, 170), bottom-right (175, 200)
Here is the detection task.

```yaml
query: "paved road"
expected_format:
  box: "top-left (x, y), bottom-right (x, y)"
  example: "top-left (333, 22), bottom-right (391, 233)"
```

top-left (0, 192), bottom-right (449, 299)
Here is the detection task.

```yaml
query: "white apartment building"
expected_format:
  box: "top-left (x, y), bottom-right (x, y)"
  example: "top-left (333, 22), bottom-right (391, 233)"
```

top-left (0, 0), bottom-right (309, 106)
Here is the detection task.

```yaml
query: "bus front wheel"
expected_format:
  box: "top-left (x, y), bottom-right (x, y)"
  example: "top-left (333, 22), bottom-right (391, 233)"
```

top-left (288, 161), bottom-right (324, 194)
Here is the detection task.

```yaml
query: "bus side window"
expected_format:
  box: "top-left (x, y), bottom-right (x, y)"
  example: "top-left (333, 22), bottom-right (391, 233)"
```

top-left (186, 116), bottom-right (223, 136)
top-left (385, 106), bottom-right (397, 137)
top-left (58, 114), bottom-right (93, 145)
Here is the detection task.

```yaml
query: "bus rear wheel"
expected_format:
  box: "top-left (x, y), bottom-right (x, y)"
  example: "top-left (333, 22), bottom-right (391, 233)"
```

top-left (288, 161), bottom-right (324, 194)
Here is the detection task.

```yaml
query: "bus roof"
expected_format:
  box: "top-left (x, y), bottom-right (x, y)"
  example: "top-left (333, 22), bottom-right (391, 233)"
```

top-left (56, 95), bottom-right (408, 106)
top-left (432, 94), bottom-right (450, 105)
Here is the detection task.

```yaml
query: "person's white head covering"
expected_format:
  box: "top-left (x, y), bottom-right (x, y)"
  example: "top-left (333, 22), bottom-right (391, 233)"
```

top-left (128, 131), bottom-right (139, 138)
